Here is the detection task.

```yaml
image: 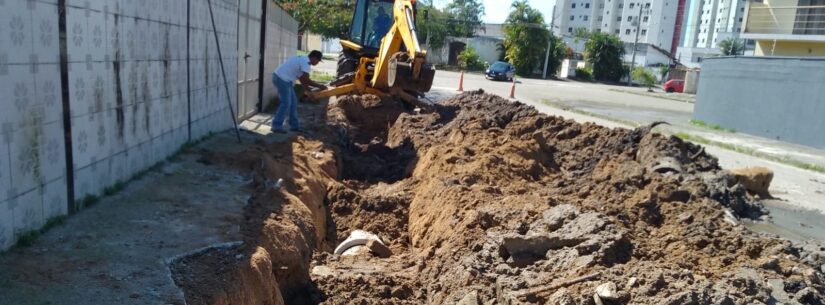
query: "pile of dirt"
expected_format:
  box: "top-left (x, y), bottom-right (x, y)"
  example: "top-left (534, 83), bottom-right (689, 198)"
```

top-left (171, 91), bottom-right (825, 305)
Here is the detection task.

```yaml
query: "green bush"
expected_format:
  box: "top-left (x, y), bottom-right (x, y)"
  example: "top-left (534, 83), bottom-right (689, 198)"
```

top-left (458, 46), bottom-right (485, 71)
top-left (631, 67), bottom-right (656, 90)
top-left (575, 67), bottom-right (593, 80)
top-left (585, 32), bottom-right (625, 82)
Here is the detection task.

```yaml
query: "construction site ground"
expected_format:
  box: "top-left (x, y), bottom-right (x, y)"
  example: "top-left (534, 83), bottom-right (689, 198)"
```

top-left (1, 89), bottom-right (825, 305)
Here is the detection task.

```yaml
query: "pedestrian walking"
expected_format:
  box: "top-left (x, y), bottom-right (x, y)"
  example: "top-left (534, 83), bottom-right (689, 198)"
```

top-left (271, 50), bottom-right (327, 133)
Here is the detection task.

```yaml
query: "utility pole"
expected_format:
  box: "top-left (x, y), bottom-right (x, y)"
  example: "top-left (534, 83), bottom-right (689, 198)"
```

top-left (628, 5), bottom-right (644, 86)
top-left (424, 0), bottom-right (433, 49)
top-left (543, 5), bottom-right (556, 79)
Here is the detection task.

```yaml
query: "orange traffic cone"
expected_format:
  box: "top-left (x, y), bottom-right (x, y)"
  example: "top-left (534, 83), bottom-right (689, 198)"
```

top-left (457, 71), bottom-right (464, 92)
top-left (509, 77), bottom-right (516, 99)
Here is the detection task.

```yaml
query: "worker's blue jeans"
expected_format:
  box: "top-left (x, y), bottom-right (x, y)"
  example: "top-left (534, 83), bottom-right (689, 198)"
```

top-left (271, 75), bottom-right (300, 131)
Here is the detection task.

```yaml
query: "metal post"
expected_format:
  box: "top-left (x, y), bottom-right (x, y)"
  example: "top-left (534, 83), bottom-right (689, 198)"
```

top-left (543, 5), bottom-right (557, 79)
top-left (627, 5), bottom-right (644, 86)
top-left (424, 1), bottom-right (432, 49)
top-left (542, 40), bottom-right (551, 79)
top-left (207, 0), bottom-right (242, 143)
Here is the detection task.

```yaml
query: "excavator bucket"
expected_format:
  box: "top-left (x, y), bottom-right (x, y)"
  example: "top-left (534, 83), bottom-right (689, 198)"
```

top-left (388, 54), bottom-right (435, 94)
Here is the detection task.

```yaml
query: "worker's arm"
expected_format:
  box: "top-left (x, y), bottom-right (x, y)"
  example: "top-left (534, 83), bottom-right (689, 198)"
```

top-left (298, 73), bottom-right (327, 91)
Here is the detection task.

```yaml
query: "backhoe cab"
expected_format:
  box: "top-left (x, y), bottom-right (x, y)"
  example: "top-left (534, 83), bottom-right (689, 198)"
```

top-left (310, 0), bottom-right (435, 108)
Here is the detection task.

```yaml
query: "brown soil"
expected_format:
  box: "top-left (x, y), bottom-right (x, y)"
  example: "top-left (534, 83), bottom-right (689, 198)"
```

top-left (171, 91), bottom-right (825, 305)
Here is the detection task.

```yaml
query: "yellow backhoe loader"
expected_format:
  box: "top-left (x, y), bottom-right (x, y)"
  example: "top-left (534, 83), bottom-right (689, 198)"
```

top-left (309, 0), bottom-right (435, 108)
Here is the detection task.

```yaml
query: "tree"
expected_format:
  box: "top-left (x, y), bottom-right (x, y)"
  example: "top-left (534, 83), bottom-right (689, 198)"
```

top-left (719, 38), bottom-right (743, 55)
top-left (585, 32), bottom-right (625, 82)
top-left (632, 67), bottom-right (656, 92)
top-left (458, 46), bottom-right (485, 71)
top-left (278, 0), bottom-right (354, 38)
top-left (445, 0), bottom-right (485, 37)
top-left (417, 7), bottom-right (451, 50)
top-left (495, 42), bottom-right (507, 61)
top-left (658, 65), bottom-right (669, 82)
top-left (504, 1), bottom-right (550, 76)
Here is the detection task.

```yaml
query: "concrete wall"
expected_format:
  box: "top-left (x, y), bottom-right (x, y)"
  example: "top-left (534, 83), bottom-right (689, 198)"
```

top-left (262, 3), bottom-right (299, 109)
top-left (676, 47), bottom-right (721, 68)
top-left (0, 0), bottom-right (297, 250)
top-left (429, 36), bottom-right (502, 67)
top-left (301, 33), bottom-right (342, 54)
top-left (695, 56), bottom-right (825, 149)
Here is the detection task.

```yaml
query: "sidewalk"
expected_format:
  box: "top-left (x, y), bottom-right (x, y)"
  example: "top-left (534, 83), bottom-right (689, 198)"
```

top-left (0, 133), bottom-right (253, 305)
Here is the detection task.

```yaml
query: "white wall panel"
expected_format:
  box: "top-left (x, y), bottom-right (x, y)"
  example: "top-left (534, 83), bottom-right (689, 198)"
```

top-left (0, 0), bottom-right (298, 250)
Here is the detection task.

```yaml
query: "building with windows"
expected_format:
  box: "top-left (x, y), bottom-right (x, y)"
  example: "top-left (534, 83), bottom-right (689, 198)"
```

top-left (676, 0), bottom-right (748, 67)
top-left (554, 0), bottom-right (684, 65)
top-left (741, 0), bottom-right (825, 56)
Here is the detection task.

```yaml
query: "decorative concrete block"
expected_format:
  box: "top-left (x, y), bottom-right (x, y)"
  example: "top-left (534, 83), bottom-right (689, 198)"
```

top-left (43, 177), bottom-right (68, 220)
top-left (35, 63), bottom-right (63, 125)
top-left (71, 113), bottom-right (93, 169)
top-left (88, 10), bottom-right (107, 61)
top-left (11, 187), bottom-right (44, 234)
top-left (66, 7), bottom-right (87, 64)
top-left (31, 2), bottom-right (61, 64)
top-left (10, 123), bottom-right (45, 194)
top-left (40, 120), bottom-right (66, 182)
top-left (0, 200), bottom-right (14, 249)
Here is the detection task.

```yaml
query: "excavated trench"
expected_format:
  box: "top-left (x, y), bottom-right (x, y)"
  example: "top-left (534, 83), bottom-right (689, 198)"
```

top-left (170, 91), bottom-right (825, 305)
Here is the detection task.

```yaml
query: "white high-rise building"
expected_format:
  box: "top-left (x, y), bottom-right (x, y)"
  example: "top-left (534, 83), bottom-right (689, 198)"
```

top-left (680, 0), bottom-right (747, 49)
top-left (676, 0), bottom-right (747, 67)
top-left (554, 0), bottom-right (682, 57)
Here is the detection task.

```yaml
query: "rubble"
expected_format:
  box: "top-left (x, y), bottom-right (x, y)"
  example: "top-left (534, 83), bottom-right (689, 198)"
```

top-left (595, 282), bottom-right (618, 300)
top-left (729, 166), bottom-right (774, 198)
top-left (171, 91), bottom-right (825, 305)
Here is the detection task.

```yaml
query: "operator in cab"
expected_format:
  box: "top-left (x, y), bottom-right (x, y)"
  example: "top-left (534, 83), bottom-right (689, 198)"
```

top-left (371, 6), bottom-right (392, 46)
top-left (271, 50), bottom-right (327, 133)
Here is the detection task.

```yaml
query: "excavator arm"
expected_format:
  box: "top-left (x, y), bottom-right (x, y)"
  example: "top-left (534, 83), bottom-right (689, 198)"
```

top-left (371, 0), bottom-right (429, 89)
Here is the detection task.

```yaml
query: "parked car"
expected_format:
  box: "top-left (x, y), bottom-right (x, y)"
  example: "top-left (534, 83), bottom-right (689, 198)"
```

top-left (485, 61), bottom-right (515, 81)
top-left (664, 79), bottom-right (685, 93)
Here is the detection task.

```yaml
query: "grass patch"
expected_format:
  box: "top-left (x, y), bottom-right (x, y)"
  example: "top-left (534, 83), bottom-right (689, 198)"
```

top-left (76, 194), bottom-right (100, 210)
top-left (13, 215), bottom-right (67, 248)
top-left (674, 132), bottom-right (825, 174)
top-left (311, 71), bottom-right (335, 83)
top-left (15, 231), bottom-right (39, 247)
top-left (689, 119), bottom-right (736, 133)
top-left (103, 180), bottom-right (126, 196)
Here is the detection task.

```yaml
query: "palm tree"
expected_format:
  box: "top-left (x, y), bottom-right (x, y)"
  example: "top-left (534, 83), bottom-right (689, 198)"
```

top-left (719, 38), bottom-right (743, 56)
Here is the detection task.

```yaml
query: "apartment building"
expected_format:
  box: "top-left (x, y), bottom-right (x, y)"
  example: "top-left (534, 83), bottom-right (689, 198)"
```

top-left (675, 0), bottom-right (748, 66)
top-left (742, 0), bottom-right (825, 56)
top-left (555, 0), bottom-right (683, 57)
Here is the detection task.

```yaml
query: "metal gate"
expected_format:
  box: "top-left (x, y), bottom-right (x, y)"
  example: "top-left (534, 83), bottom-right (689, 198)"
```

top-left (236, 0), bottom-right (263, 120)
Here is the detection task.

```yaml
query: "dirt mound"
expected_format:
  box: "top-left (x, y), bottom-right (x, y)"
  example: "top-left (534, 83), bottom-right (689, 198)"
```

top-left (172, 91), bottom-right (825, 305)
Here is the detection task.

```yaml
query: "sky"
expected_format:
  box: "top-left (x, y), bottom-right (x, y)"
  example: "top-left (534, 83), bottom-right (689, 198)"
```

top-left (432, 0), bottom-right (557, 25)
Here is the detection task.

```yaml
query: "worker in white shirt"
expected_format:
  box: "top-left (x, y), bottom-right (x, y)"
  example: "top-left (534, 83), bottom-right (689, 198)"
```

top-left (271, 50), bottom-right (327, 133)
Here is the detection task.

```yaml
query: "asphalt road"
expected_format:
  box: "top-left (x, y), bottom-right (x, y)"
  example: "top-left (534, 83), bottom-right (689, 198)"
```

top-left (431, 70), bottom-right (695, 126)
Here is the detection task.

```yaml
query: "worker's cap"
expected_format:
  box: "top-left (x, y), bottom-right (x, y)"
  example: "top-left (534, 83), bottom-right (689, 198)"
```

top-left (309, 50), bottom-right (323, 61)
